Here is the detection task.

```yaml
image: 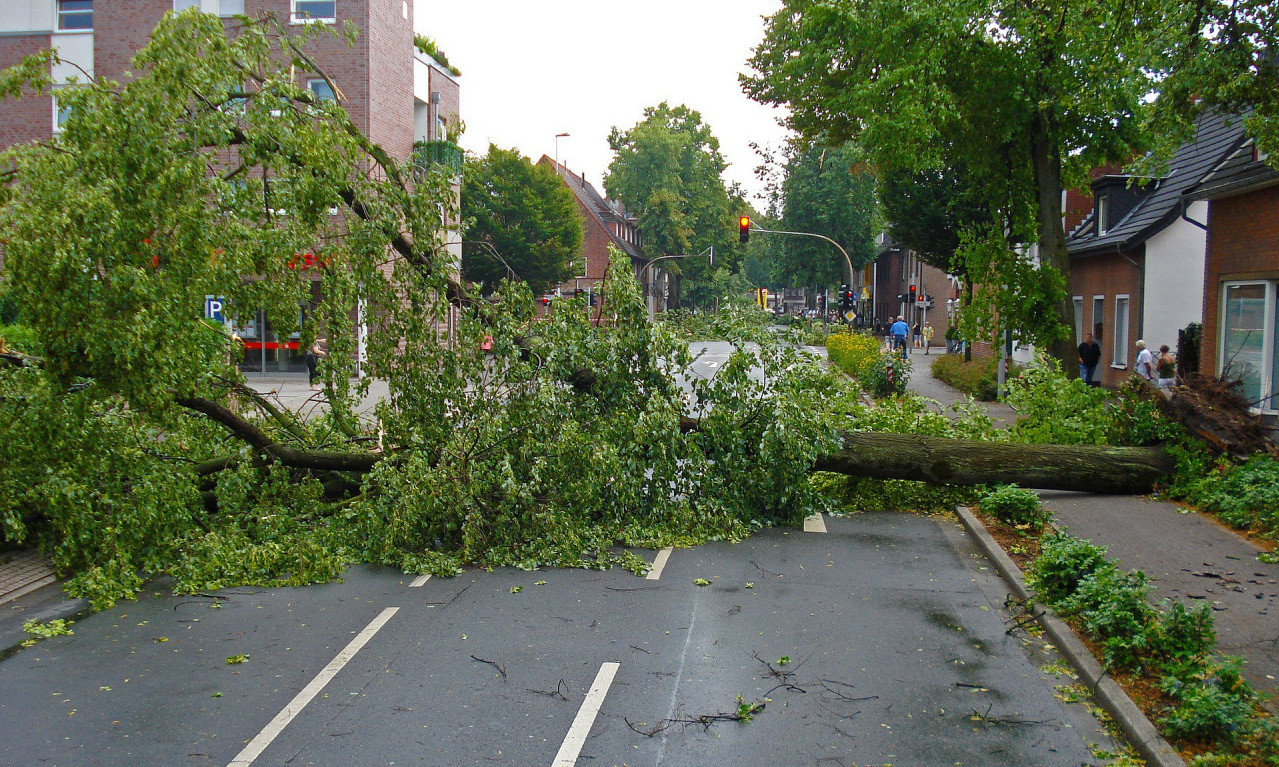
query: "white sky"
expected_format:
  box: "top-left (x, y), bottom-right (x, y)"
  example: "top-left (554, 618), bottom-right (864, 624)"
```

top-left (416, 0), bottom-right (790, 205)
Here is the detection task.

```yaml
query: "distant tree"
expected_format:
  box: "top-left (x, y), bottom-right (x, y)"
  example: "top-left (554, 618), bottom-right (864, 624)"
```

top-left (605, 103), bottom-right (739, 307)
top-left (771, 144), bottom-right (876, 290)
top-left (744, 0), bottom-right (1181, 362)
top-left (462, 146), bottom-right (583, 294)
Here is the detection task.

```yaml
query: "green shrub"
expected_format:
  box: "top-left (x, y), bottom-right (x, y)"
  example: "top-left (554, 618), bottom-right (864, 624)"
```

top-left (979, 484), bottom-right (1051, 530)
top-left (1186, 455), bottom-right (1279, 536)
top-left (859, 352), bottom-right (911, 397)
top-left (826, 331), bottom-right (882, 378)
top-left (1159, 660), bottom-right (1256, 746)
top-left (929, 353), bottom-right (1019, 401)
top-left (1028, 531), bottom-right (1114, 604)
top-left (1150, 601), bottom-right (1217, 666)
top-left (0, 324), bottom-right (37, 354)
top-left (1005, 357), bottom-right (1111, 445)
top-left (1062, 567), bottom-right (1157, 670)
top-left (1104, 378), bottom-right (1185, 446)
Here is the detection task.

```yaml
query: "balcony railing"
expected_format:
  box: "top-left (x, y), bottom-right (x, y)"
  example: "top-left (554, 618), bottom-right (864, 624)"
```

top-left (412, 139), bottom-right (463, 177)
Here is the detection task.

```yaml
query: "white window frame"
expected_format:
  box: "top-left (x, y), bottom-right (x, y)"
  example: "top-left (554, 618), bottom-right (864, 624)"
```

top-left (1112, 294), bottom-right (1130, 368)
top-left (291, 0), bottom-right (336, 24)
top-left (56, 0), bottom-right (93, 32)
top-left (173, 0), bottom-right (200, 11)
top-left (306, 78), bottom-right (336, 102)
top-left (1219, 280), bottom-right (1278, 414)
top-left (52, 89), bottom-right (73, 133)
top-left (1092, 296), bottom-right (1105, 344)
top-left (1096, 195), bottom-right (1109, 235)
top-left (1072, 296), bottom-right (1084, 342)
top-left (219, 0), bottom-right (244, 15)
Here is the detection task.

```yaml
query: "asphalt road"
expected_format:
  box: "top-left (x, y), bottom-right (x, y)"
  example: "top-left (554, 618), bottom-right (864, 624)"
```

top-left (0, 512), bottom-right (1121, 767)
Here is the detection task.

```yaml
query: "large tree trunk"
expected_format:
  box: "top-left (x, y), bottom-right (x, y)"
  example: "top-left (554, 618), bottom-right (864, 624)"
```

top-left (812, 431), bottom-right (1174, 494)
top-left (1029, 109), bottom-right (1078, 371)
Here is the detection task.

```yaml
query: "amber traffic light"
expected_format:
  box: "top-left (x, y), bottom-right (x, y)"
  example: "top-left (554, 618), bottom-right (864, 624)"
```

top-left (739, 216), bottom-right (751, 244)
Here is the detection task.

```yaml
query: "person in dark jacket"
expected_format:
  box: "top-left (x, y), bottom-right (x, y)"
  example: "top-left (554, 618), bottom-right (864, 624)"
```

top-left (1078, 333), bottom-right (1101, 386)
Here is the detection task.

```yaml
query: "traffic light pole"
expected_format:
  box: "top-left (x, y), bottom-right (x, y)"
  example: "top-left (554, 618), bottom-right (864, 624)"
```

top-left (641, 247), bottom-right (713, 322)
top-left (747, 225), bottom-right (856, 320)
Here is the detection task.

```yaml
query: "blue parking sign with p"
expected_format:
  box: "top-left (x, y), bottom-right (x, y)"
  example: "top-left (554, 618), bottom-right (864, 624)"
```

top-left (205, 295), bottom-right (226, 323)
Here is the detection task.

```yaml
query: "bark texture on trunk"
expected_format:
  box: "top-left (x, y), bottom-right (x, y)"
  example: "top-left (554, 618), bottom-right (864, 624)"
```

top-left (812, 431), bottom-right (1174, 494)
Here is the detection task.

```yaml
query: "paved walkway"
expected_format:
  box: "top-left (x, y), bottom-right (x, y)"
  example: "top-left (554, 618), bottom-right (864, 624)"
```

top-left (903, 349), bottom-right (1018, 427)
top-left (903, 355), bottom-right (1279, 709)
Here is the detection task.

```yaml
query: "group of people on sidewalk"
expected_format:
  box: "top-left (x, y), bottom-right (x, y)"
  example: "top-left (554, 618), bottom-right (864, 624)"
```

top-left (1077, 334), bottom-right (1176, 389)
top-left (885, 316), bottom-right (936, 360)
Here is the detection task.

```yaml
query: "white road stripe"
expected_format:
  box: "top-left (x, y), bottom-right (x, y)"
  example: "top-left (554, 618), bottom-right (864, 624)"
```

top-left (226, 607), bottom-right (400, 767)
top-left (551, 662), bottom-right (620, 767)
top-left (645, 547), bottom-right (673, 580)
top-left (803, 513), bottom-right (827, 533)
top-left (408, 574), bottom-right (431, 587)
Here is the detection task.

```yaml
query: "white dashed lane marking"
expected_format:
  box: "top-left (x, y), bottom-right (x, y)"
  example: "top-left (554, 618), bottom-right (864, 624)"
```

top-left (226, 607), bottom-right (400, 767)
top-left (408, 574), bottom-right (431, 587)
top-left (646, 547), bottom-right (673, 580)
top-left (803, 513), bottom-right (827, 533)
top-left (551, 662), bottom-right (620, 767)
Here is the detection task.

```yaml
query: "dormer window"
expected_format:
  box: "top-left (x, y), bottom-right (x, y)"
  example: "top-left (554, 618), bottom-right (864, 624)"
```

top-left (1096, 194), bottom-right (1109, 235)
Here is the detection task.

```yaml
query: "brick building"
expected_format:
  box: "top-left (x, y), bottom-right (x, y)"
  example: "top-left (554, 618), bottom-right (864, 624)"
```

top-left (538, 157), bottom-right (664, 315)
top-left (1190, 138), bottom-right (1279, 414)
top-left (1065, 112), bottom-right (1245, 388)
top-left (0, 0), bottom-right (460, 372)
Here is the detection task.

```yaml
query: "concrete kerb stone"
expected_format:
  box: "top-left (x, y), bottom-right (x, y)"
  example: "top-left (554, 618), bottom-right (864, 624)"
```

top-left (954, 505), bottom-right (1186, 767)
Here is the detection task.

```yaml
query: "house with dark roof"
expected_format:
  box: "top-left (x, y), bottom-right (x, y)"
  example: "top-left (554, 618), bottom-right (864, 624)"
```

top-left (1189, 135), bottom-right (1279, 413)
top-left (536, 156), bottom-right (667, 314)
top-left (1065, 112), bottom-right (1247, 388)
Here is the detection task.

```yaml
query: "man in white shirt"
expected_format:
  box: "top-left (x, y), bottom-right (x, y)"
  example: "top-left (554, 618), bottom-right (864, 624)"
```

top-left (1134, 339), bottom-right (1156, 383)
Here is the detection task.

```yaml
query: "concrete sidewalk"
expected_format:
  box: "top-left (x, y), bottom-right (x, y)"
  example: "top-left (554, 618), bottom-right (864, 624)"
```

top-left (903, 356), bottom-right (1279, 709)
top-left (903, 349), bottom-right (1018, 427)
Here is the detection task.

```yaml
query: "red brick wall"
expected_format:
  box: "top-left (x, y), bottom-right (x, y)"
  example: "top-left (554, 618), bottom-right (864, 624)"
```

top-left (1070, 250), bottom-right (1144, 388)
top-left (1200, 185), bottom-right (1279, 370)
top-left (95, 0), bottom-right (170, 82)
top-left (363, 0), bottom-right (413, 161)
top-left (0, 33), bottom-right (53, 149)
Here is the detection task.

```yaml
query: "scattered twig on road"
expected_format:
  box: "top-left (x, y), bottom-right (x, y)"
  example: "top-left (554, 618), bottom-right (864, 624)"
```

top-left (750, 560), bottom-right (783, 578)
top-left (817, 679), bottom-right (878, 704)
top-left (470, 655), bottom-right (507, 679)
top-left (967, 703), bottom-right (1053, 728)
top-left (629, 644), bottom-right (652, 654)
top-left (624, 700), bottom-right (767, 737)
top-left (527, 679), bottom-right (569, 700)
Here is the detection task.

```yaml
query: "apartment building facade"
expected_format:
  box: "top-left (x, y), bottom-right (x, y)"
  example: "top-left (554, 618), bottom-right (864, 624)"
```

top-left (0, 0), bottom-right (461, 372)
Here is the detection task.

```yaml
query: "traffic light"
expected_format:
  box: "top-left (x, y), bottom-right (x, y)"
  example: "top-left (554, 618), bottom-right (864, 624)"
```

top-left (739, 216), bottom-right (751, 244)
top-left (838, 284), bottom-right (850, 312)
top-left (541, 296), bottom-right (551, 307)
top-left (909, 284), bottom-right (917, 304)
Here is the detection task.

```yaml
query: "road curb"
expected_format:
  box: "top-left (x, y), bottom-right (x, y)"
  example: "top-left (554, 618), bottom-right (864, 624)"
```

top-left (955, 505), bottom-right (1186, 767)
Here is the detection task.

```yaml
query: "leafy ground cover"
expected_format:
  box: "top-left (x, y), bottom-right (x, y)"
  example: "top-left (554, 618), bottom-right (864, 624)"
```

top-left (972, 494), bottom-right (1278, 766)
top-left (826, 329), bottom-right (911, 396)
top-left (929, 352), bottom-right (1022, 401)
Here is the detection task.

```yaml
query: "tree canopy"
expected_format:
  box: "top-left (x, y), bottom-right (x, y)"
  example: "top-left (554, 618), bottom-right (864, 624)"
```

top-left (771, 143), bottom-right (876, 290)
top-left (605, 103), bottom-right (742, 307)
top-left (0, 12), bottom-right (840, 608)
top-left (744, 0), bottom-right (1179, 359)
top-left (461, 145), bottom-right (583, 294)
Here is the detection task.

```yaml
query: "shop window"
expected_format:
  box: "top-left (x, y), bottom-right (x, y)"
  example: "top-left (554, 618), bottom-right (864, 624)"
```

top-left (1220, 281), bottom-right (1274, 411)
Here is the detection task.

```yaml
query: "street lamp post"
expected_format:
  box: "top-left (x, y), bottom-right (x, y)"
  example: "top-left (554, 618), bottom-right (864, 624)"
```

top-left (640, 247), bottom-right (713, 322)
top-left (554, 132), bottom-right (570, 171)
top-left (747, 224), bottom-right (857, 321)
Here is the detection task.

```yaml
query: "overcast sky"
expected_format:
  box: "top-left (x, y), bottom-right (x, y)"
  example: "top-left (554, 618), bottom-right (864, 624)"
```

top-left (416, 0), bottom-right (791, 205)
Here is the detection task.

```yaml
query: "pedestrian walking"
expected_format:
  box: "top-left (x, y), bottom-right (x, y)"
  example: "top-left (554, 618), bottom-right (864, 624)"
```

top-left (306, 336), bottom-right (327, 390)
top-left (1077, 333), bottom-right (1101, 386)
top-left (1134, 339), bottom-right (1156, 384)
top-left (890, 315), bottom-right (910, 361)
top-left (922, 322), bottom-right (934, 355)
top-left (1156, 344), bottom-right (1177, 390)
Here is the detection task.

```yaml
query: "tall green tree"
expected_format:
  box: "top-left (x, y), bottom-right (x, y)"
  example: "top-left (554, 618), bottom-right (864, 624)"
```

top-left (772, 144), bottom-right (876, 291)
top-left (605, 103), bottom-right (739, 308)
top-left (462, 145), bottom-right (583, 294)
top-left (744, 0), bottom-right (1177, 361)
